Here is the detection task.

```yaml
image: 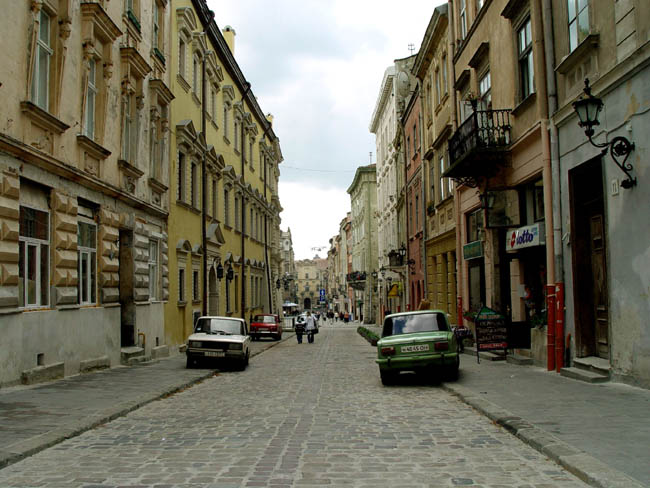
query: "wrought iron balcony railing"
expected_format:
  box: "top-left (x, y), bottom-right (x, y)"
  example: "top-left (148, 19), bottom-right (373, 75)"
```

top-left (447, 109), bottom-right (512, 176)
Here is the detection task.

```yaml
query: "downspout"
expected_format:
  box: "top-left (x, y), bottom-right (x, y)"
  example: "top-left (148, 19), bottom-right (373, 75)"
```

top-left (541, 0), bottom-right (565, 371)
top-left (259, 121), bottom-right (274, 315)
top-left (201, 53), bottom-right (208, 316)
top-left (240, 82), bottom-right (252, 320)
top-left (448, 0), bottom-right (463, 326)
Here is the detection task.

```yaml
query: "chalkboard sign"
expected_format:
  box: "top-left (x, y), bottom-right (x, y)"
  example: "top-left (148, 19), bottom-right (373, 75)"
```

top-left (474, 306), bottom-right (508, 363)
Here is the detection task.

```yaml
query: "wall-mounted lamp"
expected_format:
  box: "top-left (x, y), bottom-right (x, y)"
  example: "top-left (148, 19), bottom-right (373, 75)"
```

top-left (573, 78), bottom-right (636, 189)
top-left (216, 262), bottom-right (224, 280)
top-left (226, 265), bottom-right (234, 281)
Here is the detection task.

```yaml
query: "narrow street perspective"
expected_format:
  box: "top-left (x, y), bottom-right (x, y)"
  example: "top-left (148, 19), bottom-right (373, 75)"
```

top-left (0, 325), bottom-right (593, 488)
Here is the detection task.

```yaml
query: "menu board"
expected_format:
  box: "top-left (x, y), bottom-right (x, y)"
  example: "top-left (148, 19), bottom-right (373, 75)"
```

top-left (474, 306), bottom-right (508, 362)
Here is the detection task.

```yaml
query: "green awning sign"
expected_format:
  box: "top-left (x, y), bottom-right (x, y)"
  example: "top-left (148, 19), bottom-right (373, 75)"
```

top-left (463, 240), bottom-right (483, 260)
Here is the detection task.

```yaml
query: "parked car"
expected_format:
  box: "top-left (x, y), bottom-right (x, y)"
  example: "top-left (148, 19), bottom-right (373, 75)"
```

top-left (375, 310), bottom-right (459, 385)
top-left (186, 316), bottom-right (251, 370)
top-left (251, 314), bottom-right (282, 341)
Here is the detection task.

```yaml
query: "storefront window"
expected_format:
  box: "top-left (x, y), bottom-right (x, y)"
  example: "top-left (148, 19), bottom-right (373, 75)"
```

top-left (467, 208), bottom-right (484, 242)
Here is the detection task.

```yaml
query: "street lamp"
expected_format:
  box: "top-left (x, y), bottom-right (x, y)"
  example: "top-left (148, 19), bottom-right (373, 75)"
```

top-left (573, 78), bottom-right (636, 188)
top-left (216, 262), bottom-right (224, 280)
top-left (226, 265), bottom-right (234, 281)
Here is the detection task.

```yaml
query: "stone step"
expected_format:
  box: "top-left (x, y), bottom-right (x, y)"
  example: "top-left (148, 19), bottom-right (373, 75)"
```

top-left (573, 356), bottom-right (611, 377)
top-left (120, 346), bottom-right (145, 366)
top-left (464, 347), bottom-right (506, 361)
top-left (506, 353), bottom-right (533, 366)
top-left (560, 366), bottom-right (609, 383)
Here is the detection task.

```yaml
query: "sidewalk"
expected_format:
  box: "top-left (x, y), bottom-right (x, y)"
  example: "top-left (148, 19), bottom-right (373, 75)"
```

top-left (366, 324), bottom-right (649, 488)
top-left (0, 334), bottom-right (292, 471)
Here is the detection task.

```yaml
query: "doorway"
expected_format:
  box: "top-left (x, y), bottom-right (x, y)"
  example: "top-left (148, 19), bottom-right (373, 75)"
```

top-left (208, 267), bottom-right (218, 315)
top-left (570, 157), bottom-right (609, 359)
top-left (119, 229), bottom-right (135, 347)
top-left (303, 297), bottom-right (312, 310)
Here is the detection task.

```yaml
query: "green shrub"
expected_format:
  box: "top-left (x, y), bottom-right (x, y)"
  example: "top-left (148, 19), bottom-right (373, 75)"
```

top-left (357, 326), bottom-right (379, 346)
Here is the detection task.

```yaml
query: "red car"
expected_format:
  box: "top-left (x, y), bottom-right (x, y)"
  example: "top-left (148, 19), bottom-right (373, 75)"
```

top-left (250, 314), bottom-right (283, 341)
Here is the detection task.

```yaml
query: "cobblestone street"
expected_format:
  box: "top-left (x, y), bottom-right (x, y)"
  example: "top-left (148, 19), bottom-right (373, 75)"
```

top-left (0, 325), bottom-right (588, 487)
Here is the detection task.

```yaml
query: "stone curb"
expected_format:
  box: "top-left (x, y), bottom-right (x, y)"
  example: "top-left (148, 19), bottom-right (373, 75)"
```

top-left (441, 383), bottom-right (645, 488)
top-left (0, 334), bottom-right (294, 471)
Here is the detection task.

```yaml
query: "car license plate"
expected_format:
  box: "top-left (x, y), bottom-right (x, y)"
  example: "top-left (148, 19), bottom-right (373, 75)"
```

top-left (401, 344), bottom-right (429, 353)
top-left (205, 351), bottom-right (225, 357)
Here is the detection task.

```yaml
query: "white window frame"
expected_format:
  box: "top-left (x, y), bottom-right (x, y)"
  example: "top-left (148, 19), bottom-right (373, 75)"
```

top-left (19, 205), bottom-right (50, 309)
top-left (84, 58), bottom-right (97, 138)
top-left (518, 17), bottom-right (534, 100)
top-left (152, 1), bottom-right (160, 50)
top-left (177, 151), bottom-right (186, 201)
top-left (78, 220), bottom-right (97, 305)
top-left (32, 8), bottom-right (52, 110)
top-left (192, 54), bottom-right (200, 96)
top-left (460, 0), bottom-right (467, 40)
top-left (479, 70), bottom-right (491, 110)
top-left (149, 239), bottom-right (159, 301)
top-left (568, 0), bottom-right (589, 52)
top-left (179, 38), bottom-right (186, 78)
top-left (191, 160), bottom-right (198, 208)
top-left (439, 155), bottom-right (446, 201)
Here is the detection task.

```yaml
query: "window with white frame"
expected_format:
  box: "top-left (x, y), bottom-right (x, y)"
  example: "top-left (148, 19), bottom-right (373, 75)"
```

top-left (179, 38), bottom-right (186, 78)
top-left (192, 54), bottom-right (200, 97)
top-left (178, 266), bottom-right (186, 302)
top-left (249, 208), bottom-right (253, 237)
top-left (249, 137), bottom-right (254, 166)
top-left (121, 93), bottom-right (137, 162)
top-left (435, 69), bottom-right (441, 106)
top-left (224, 188), bottom-right (230, 226)
top-left (211, 85), bottom-right (217, 120)
top-left (177, 151), bottom-right (186, 201)
top-left (430, 163), bottom-right (436, 202)
top-left (479, 71), bottom-right (491, 110)
top-left (192, 268), bottom-right (199, 301)
top-left (19, 206), bottom-right (50, 308)
top-left (191, 160), bottom-right (199, 208)
top-left (32, 8), bottom-right (52, 110)
top-left (234, 118), bottom-right (240, 151)
top-left (78, 221), bottom-right (97, 305)
top-left (234, 195), bottom-right (240, 231)
top-left (518, 17), bottom-right (534, 100)
top-left (152, 1), bottom-right (164, 53)
top-left (460, 0), bottom-right (467, 39)
top-left (84, 59), bottom-right (97, 138)
top-left (439, 154), bottom-right (446, 201)
top-left (212, 178), bottom-right (218, 218)
top-left (442, 55), bottom-right (448, 95)
top-left (223, 103), bottom-right (229, 140)
top-left (568, 0), bottom-right (589, 52)
top-left (149, 239), bottom-right (159, 300)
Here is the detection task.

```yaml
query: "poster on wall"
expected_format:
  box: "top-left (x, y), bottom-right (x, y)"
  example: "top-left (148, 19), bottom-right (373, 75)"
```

top-left (474, 306), bottom-right (508, 363)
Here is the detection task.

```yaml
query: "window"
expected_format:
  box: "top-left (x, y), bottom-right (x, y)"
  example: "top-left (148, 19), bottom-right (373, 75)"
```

top-left (224, 188), bottom-right (230, 226)
top-left (78, 221), bottom-right (97, 305)
top-left (212, 179), bottom-right (217, 218)
top-left (249, 208), bottom-right (253, 237)
top-left (121, 93), bottom-right (137, 162)
top-left (152, 1), bottom-right (163, 51)
top-left (179, 267), bottom-right (185, 302)
top-left (19, 206), bottom-right (50, 308)
top-left (413, 123), bottom-right (418, 152)
top-left (192, 54), bottom-right (200, 97)
top-left (223, 103), bottom-right (229, 140)
top-left (406, 136), bottom-right (410, 161)
top-left (460, 0), bottom-right (467, 39)
top-left (179, 38), bottom-right (186, 78)
top-left (234, 195), bottom-right (240, 231)
top-left (439, 154), bottom-right (446, 201)
top-left (467, 208), bottom-right (484, 243)
top-left (415, 194), bottom-right (419, 230)
top-left (192, 269), bottom-right (199, 301)
top-left (234, 119), bottom-right (240, 151)
top-left (568, 0), bottom-right (589, 52)
top-left (442, 56), bottom-right (448, 95)
top-left (191, 160), bottom-right (198, 208)
top-left (177, 152), bottom-right (186, 201)
top-left (518, 18), bottom-right (534, 100)
top-left (249, 137), bottom-right (254, 166)
top-left (32, 8), bottom-right (52, 110)
top-left (211, 86), bottom-right (217, 120)
top-left (430, 163), bottom-right (436, 202)
top-left (149, 239), bottom-right (159, 300)
top-left (84, 59), bottom-right (97, 138)
top-left (435, 69), bottom-right (441, 106)
top-left (479, 71), bottom-right (491, 110)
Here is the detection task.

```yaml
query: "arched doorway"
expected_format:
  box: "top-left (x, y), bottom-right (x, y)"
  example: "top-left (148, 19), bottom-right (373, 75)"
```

top-left (303, 297), bottom-right (311, 310)
top-left (208, 267), bottom-right (219, 315)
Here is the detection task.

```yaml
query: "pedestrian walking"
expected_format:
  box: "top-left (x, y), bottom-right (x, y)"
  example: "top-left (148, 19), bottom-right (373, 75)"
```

top-left (295, 316), bottom-right (305, 344)
top-left (305, 311), bottom-right (316, 343)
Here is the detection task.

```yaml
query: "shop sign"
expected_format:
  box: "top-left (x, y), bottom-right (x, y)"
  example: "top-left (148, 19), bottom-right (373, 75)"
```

top-left (506, 223), bottom-right (545, 252)
top-left (474, 306), bottom-right (508, 362)
top-left (463, 240), bottom-right (483, 260)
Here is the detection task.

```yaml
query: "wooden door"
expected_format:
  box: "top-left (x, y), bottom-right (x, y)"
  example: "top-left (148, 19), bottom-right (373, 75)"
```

top-left (590, 215), bottom-right (609, 359)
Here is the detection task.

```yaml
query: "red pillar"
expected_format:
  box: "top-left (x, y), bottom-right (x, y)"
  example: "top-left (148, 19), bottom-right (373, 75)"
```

top-left (546, 284), bottom-right (556, 371)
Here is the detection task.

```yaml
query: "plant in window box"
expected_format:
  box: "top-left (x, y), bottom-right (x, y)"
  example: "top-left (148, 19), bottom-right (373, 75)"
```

top-left (426, 201), bottom-right (436, 216)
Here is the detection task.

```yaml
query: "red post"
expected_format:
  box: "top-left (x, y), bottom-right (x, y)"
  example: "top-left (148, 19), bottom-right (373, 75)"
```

top-left (546, 284), bottom-right (556, 371)
top-left (555, 283), bottom-right (565, 372)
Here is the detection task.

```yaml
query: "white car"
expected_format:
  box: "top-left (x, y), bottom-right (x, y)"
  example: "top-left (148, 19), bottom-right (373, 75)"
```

top-left (186, 316), bottom-right (251, 370)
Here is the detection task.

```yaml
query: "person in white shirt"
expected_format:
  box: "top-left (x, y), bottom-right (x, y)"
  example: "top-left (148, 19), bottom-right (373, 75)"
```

top-left (305, 311), bottom-right (316, 343)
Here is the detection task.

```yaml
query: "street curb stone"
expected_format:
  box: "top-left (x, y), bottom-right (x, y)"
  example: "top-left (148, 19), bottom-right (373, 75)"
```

top-left (441, 383), bottom-right (645, 488)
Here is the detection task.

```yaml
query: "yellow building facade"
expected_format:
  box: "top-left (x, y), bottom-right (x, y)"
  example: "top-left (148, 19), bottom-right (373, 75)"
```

top-left (165, 0), bottom-right (283, 349)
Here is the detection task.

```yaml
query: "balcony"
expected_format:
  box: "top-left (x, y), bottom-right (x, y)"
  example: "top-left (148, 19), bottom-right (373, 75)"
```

top-left (346, 271), bottom-right (366, 291)
top-left (444, 109), bottom-right (512, 186)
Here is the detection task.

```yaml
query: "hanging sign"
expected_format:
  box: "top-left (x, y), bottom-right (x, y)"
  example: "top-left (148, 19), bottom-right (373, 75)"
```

top-left (506, 223), bottom-right (545, 252)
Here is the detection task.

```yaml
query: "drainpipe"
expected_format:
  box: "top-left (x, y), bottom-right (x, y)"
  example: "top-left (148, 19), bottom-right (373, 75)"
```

top-left (259, 122), bottom-right (273, 315)
top-left (541, 0), bottom-right (564, 371)
top-left (448, 0), bottom-right (463, 326)
top-left (201, 51), bottom-right (208, 316)
top-left (240, 82), bottom-right (252, 320)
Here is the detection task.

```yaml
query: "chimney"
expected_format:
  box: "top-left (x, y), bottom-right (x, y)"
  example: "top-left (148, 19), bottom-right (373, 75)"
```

top-left (222, 25), bottom-right (236, 55)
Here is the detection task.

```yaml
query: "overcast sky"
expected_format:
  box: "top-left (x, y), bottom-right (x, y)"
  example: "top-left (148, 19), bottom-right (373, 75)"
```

top-left (207, 0), bottom-right (444, 259)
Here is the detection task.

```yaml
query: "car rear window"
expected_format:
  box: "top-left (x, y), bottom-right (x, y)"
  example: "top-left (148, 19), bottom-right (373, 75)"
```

top-left (195, 318), bottom-right (244, 335)
top-left (382, 313), bottom-right (449, 337)
top-left (253, 315), bottom-right (276, 324)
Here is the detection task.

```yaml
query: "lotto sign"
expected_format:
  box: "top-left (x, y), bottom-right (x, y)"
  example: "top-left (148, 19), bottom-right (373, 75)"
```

top-left (506, 223), bottom-right (545, 252)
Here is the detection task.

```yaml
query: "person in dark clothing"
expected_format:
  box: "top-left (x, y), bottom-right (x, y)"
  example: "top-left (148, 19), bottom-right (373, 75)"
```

top-left (295, 316), bottom-right (306, 343)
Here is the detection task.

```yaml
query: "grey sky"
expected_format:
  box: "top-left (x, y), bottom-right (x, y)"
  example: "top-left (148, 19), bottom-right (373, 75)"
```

top-left (207, 0), bottom-right (444, 258)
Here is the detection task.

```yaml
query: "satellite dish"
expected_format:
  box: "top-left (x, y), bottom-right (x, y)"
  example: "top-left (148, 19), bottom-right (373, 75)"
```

top-left (397, 71), bottom-right (410, 97)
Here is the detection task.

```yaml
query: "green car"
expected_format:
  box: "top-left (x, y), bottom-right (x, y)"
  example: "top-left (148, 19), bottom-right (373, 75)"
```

top-left (376, 310), bottom-right (460, 385)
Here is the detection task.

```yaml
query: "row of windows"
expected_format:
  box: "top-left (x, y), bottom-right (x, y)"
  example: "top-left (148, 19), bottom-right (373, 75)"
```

top-left (18, 205), bottom-right (162, 309)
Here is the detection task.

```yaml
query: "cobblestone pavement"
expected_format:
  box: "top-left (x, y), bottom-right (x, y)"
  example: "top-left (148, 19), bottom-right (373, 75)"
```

top-left (0, 324), bottom-right (589, 487)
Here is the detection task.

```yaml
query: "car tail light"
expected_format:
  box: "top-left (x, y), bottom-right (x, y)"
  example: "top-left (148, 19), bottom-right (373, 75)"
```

top-left (381, 346), bottom-right (396, 356)
top-left (434, 341), bottom-right (449, 351)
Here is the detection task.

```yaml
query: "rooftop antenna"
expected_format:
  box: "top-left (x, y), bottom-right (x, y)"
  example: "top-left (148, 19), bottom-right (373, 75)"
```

top-left (408, 43), bottom-right (415, 55)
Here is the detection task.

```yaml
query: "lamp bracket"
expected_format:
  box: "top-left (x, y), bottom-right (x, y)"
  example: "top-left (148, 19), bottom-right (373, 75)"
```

top-left (588, 134), bottom-right (636, 189)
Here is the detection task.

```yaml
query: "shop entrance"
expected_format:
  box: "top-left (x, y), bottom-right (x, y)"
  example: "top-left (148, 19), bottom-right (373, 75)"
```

top-left (570, 157), bottom-right (609, 359)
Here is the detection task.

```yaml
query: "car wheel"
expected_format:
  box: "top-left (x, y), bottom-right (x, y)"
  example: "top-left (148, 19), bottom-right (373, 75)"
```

top-left (186, 356), bottom-right (194, 369)
top-left (380, 370), bottom-right (397, 386)
top-left (237, 351), bottom-right (249, 371)
top-left (445, 356), bottom-right (460, 381)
